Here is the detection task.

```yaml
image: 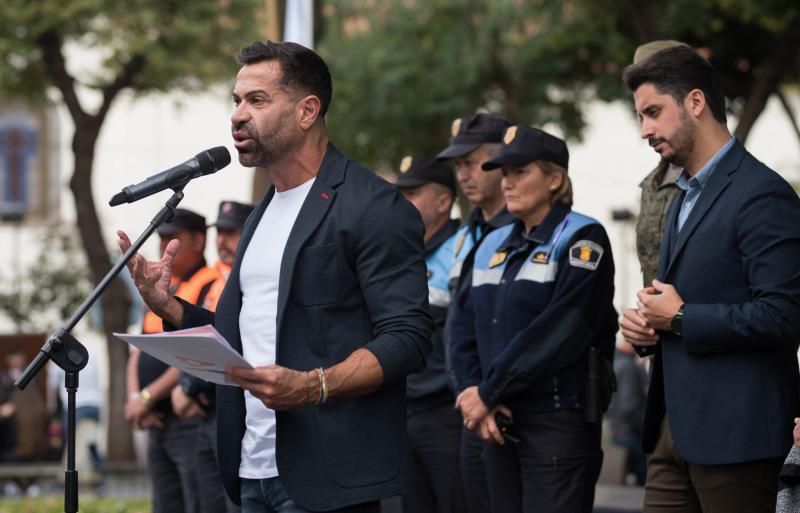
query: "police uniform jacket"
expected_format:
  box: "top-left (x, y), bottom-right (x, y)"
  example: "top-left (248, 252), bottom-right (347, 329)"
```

top-left (449, 203), bottom-right (617, 413)
top-left (407, 219), bottom-right (461, 414)
top-left (448, 207), bottom-right (515, 293)
top-left (445, 207), bottom-right (514, 392)
top-left (172, 144), bottom-right (433, 510)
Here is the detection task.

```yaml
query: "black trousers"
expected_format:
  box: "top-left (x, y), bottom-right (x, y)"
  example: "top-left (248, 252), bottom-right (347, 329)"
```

top-left (195, 410), bottom-right (240, 513)
top-left (402, 402), bottom-right (466, 513)
top-left (459, 426), bottom-right (492, 513)
top-left (484, 409), bottom-right (602, 513)
top-left (147, 415), bottom-right (199, 513)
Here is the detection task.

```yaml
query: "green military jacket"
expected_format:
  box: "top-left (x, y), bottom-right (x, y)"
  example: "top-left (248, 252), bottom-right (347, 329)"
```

top-left (636, 160), bottom-right (681, 287)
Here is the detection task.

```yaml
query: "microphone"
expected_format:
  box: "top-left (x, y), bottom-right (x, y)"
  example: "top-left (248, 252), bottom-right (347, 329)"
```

top-left (109, 146), bottom-right (231, 206)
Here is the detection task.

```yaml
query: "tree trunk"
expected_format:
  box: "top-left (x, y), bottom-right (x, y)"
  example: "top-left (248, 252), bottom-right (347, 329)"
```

top-left (733, 19), bottom-right (800, 143)
top-left (624, 0), bottom-right (658, 43)
top-left (38, 29), bottom-right (147, 463)
top-left (70, 117), bottom-right (135, 462)
top-left (733, 75), bottom-right (775, 144)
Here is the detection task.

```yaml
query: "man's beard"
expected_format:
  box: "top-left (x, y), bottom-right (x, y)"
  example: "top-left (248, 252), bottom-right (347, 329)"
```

top-left (661, 108), bottom-right (695, 168)
top-left (238, 118), bottom-right (298, 168)
top-left (218, 247), bottom-right (235, 265)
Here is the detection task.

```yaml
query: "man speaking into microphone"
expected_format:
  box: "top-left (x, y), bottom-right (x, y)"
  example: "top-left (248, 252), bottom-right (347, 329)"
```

top-left (118, 41), bottom-right (432, 513)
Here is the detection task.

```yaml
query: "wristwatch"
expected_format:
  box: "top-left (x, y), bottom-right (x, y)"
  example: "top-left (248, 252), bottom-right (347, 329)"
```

top-left (140, 387), bottom-right (152, 408)
top-left (670, 304), bottom-right (685, 336)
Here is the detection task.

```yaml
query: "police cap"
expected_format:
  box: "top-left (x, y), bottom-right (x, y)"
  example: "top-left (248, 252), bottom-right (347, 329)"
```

top-left (436, 113), bottom-right (511, 160)
top-left (212, 200), bottom-right (255, 230)
top-left (395, 155), bottom-right (455, 194)
top-left (157, 208), bottom-right (207, 236)
top-left (481, 125), bottom-right (569, 171)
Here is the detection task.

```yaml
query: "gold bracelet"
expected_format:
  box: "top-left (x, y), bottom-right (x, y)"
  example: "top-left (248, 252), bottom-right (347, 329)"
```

top-left (316, 368), bottom-right (328, 405)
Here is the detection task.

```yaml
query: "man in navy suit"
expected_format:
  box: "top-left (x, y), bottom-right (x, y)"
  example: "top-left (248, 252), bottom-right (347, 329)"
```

top-left (119, 41), bottom-right (433, 513)
top-left (620, 45), bottom-right (800, 512)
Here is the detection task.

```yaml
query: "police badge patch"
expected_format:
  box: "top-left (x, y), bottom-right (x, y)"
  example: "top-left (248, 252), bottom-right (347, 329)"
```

top-left (531, 251), bottom-right (549, 264)
top-left (454, 234), bottom-right (466, 257)
top-left (569, 240), bottom-right (603, 270)
top-left (489, 250), bottom-right (509, 268)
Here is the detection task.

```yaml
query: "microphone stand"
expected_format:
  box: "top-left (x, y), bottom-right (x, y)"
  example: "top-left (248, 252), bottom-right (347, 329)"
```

top-left (15, 189), bottom-right (185, 513)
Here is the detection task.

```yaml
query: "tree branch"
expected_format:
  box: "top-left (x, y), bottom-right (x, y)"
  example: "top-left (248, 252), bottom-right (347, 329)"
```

top-left (97, 53), bottom-right (147, 121)
top-left (36, 30), bottom-right (86, 123)
top-left (625, 0), bottom-right (658, 43)
top-left (734, 19), bottom-right (800, 143)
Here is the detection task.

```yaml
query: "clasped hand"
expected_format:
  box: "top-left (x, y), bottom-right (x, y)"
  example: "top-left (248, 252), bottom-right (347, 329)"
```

top-left (620, 279), bottom-right (684, 348)
top-left (455, 386), bottom-right (512, 445)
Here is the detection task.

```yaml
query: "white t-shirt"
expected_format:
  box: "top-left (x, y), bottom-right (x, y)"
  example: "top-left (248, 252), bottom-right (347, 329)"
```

top-left (237, 177), bottom-right (316, 479)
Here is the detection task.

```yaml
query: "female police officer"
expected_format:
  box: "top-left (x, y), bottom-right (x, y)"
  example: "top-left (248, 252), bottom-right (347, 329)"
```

top-left (451, 124), bottom-right (617, 513)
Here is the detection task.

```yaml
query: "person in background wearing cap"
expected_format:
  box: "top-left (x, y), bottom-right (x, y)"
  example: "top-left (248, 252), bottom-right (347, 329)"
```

top-left (125, 207), bottom-right (219, 513)
top-left (436, 112), bottom-right (514, 513)
top-left (620, 45), bottom-right (800, 513)
top-left (395, 156), bottom-right (465, 513)
top-left (454, 124), bottom-right (618, 513)
top-left (170, 201), bottom-right (254, 513)
top-left (632, 41), bottom-right (687, 291)
top-left (437, 113), bottom-right (514, 294)
top-left (202, 200), bottom-right (256, 312)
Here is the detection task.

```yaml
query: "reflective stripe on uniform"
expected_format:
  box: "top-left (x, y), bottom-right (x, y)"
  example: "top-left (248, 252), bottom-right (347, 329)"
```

top-left (515, 261), bottom-right (558, 284)
top-left (472, 267), bottom-right (504, 287)
top-left (429, 287), bottom-right (450, 308)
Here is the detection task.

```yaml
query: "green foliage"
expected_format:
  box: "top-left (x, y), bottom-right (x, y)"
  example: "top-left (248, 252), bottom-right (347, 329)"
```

top-left (0, 224), bottom-right (92, 332)
top-left (317, 0), bottom-right (800, 169)
top-left (0, 497), bottom-right (150, 513)
top-left (0, 0), bottom-right (264, 101)
top-left (318, 0), bottom-right (632, 167)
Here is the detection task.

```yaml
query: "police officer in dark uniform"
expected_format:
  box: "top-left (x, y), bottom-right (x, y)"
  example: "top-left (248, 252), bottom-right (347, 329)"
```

top-left (395, 156), bottom-right (465, 513)
top-left (436, 113), bottom-right (515, 294)
top-left (436, 113), bottom-right (514, 513)
top-left (453, 125), bottom-right (618, 513)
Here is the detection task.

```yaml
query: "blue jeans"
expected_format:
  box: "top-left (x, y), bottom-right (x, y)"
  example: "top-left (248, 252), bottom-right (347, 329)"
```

top-left (241, 477), bottom-right (379, 513)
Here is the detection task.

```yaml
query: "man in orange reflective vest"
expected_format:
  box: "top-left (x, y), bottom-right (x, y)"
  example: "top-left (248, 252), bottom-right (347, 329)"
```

top-left (203, 201), bottom-right (255, 311)
top-left (125, 208), bottom-right (218, 513)
top-left (171, 200), bottom-right (254, 513)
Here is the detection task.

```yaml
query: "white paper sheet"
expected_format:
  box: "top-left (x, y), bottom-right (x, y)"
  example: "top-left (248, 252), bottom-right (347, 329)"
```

top-left (114, 325), bottom-right (252, 386)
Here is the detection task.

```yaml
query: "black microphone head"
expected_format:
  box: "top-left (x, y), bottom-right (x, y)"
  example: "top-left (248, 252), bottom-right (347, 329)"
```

top-left (199, 146), bottom-right (231, 175)
top-left (109, 191), bottom-right (127, 207)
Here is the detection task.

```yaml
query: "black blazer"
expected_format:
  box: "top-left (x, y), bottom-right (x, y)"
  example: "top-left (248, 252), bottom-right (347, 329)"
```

top-left (179, 144), bottom-right (433, 509)
top-left (642, 140), bottom-right (800, 464)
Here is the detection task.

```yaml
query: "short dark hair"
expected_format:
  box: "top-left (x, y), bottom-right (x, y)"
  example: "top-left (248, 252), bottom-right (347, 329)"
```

top-left (622, 45), bottom-right (727, 124)
top-left (237, 41), bottom-right (333, 117)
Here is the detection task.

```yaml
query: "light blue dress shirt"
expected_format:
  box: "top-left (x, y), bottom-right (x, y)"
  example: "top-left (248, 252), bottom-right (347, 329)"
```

top-left (675, 136), bottom-right (736, 231)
